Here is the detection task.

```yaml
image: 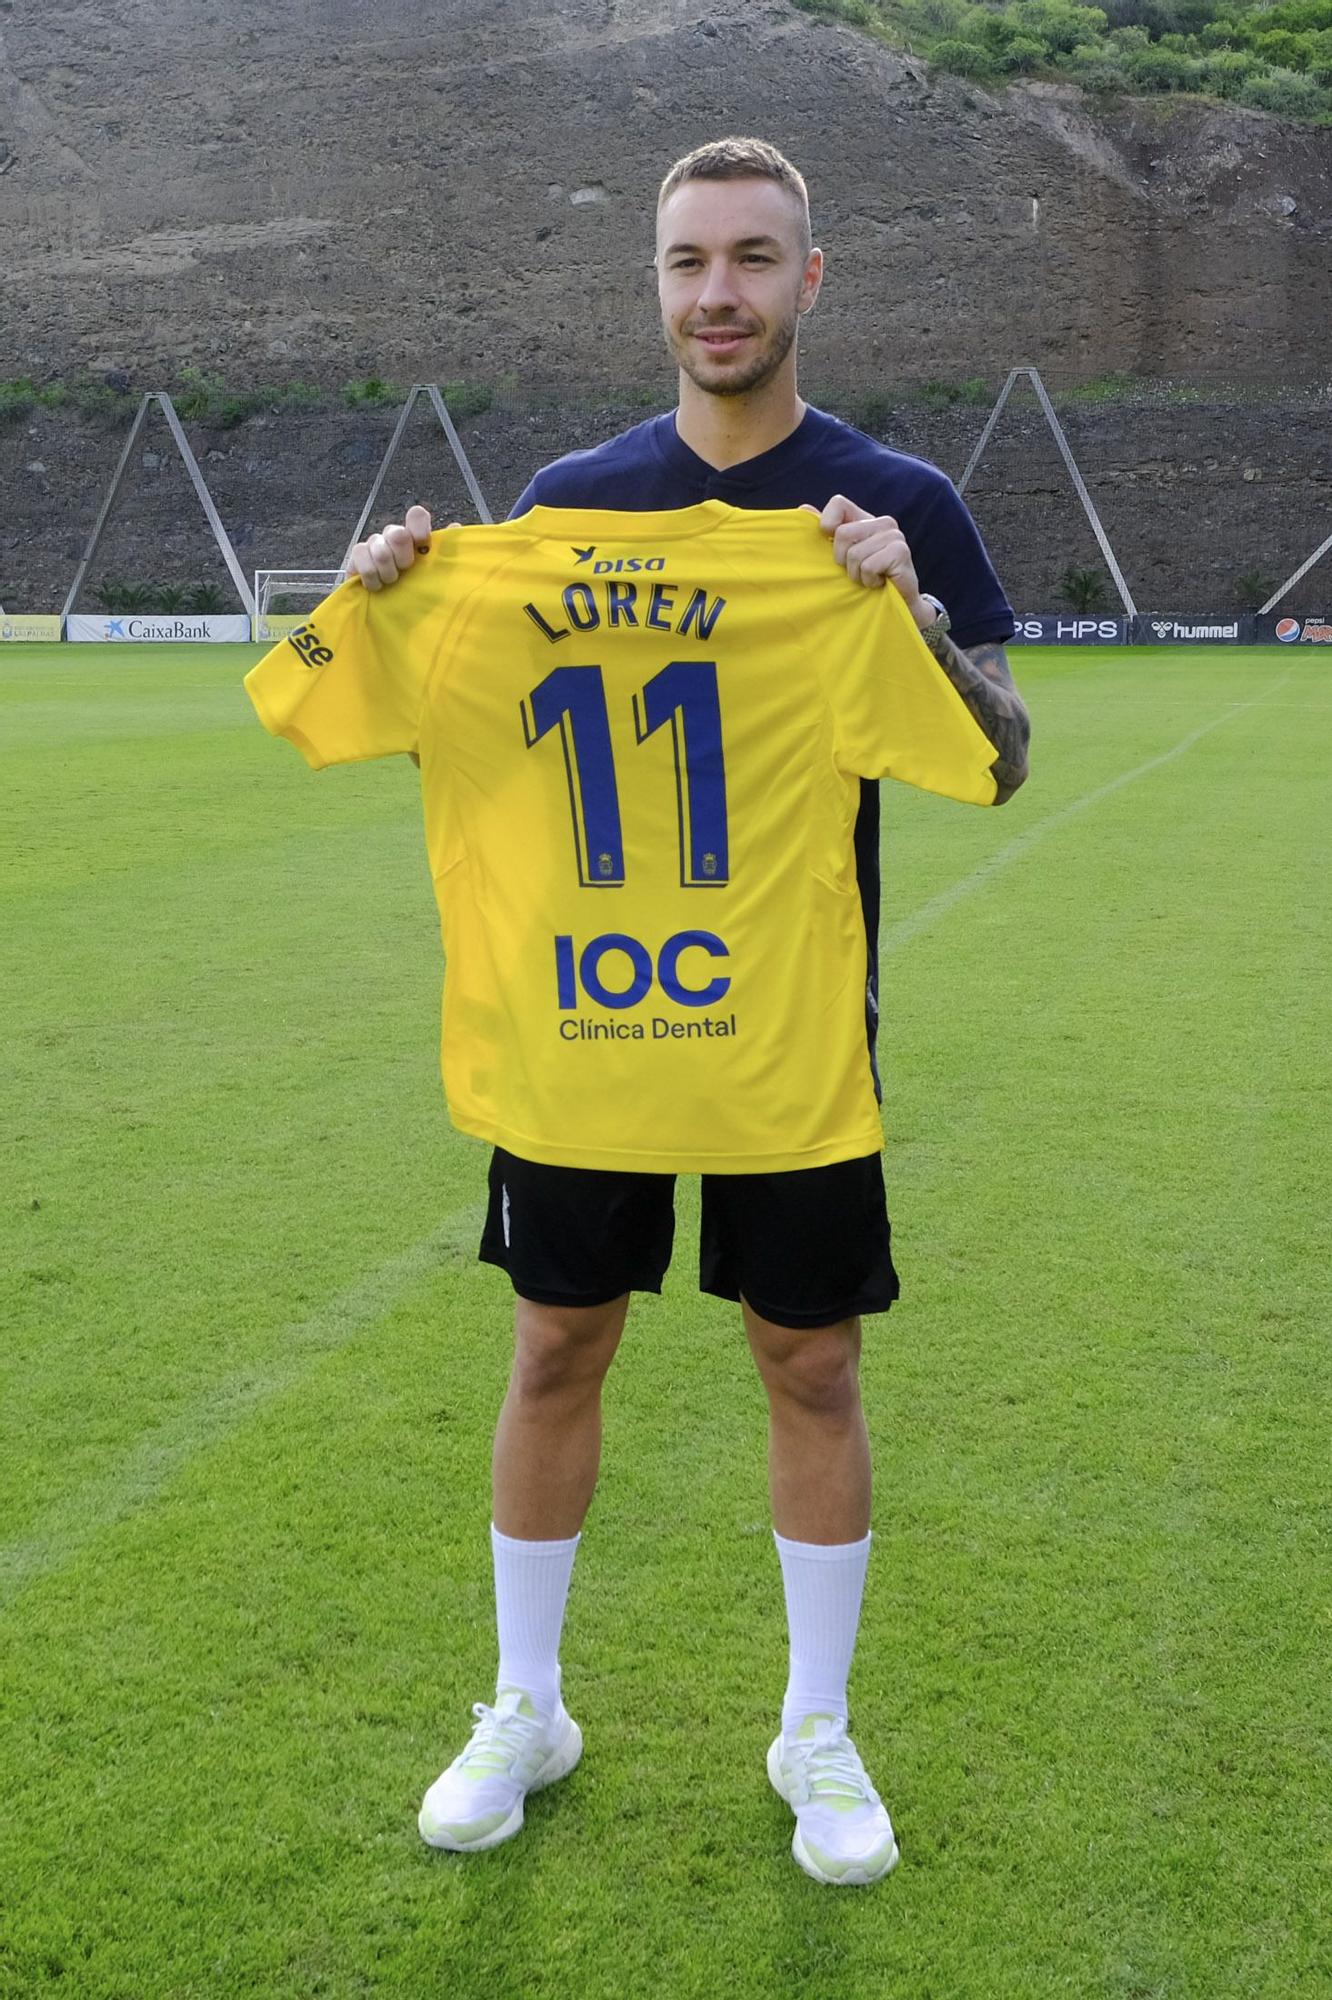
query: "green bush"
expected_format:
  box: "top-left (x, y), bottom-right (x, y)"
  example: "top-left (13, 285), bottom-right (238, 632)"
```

top-left (0, 378), bottom-right (36, 425)
top-left (1063, 47), bottom-right (1132, 82)
top-left (342, 376), bottom-right (403, 407)
top-left (1238, 60), bottom-right (1326, 108)
top-left (1013, 0), bottom-right (1110, 50)
top-left (441, 379), bottom-right (494, 419)
top-left (960, 7), bottom-right (1023, 48)
top-left (929, 34), bottom-right (1001, 72)
top-left (918, 376), bottom-right (991, 407)
top-left (66, 376), bottom-right (136, 420)
top-left (92, 578), bottom-right (157, 613)
top-left (1201, 47), bottom-right (1263, 89)
top-left (1235, 570), bottom-right (1274, 610)
top-left (1060, 566), bottom-right (1110, 611)
top-left (1253, 26), bottom-right (1309, 64)
top-left (1001, 31), bottom-right (1049, 65)
top-left (174, 365), bottom-right (258, 427)
top-left (1124, 39), bottom-right (1202, 82)
top-left (845, 390), bottom-right (902, 431)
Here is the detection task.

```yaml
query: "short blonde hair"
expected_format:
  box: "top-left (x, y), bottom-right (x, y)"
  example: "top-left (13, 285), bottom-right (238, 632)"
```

top-left (657, 138), bottom-right (812, 252)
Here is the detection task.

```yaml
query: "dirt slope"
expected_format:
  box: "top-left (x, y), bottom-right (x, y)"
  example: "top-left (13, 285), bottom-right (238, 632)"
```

top-left (1, 0), bottom-right (1329, 387)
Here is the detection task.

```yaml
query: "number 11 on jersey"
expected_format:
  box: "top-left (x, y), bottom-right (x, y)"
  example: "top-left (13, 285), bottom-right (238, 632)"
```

top-left (522, 660), bottom-right (729, 888)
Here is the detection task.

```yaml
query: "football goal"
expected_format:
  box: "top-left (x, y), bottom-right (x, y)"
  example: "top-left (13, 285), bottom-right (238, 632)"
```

top-left (252, 568), bottom-right (346, 641)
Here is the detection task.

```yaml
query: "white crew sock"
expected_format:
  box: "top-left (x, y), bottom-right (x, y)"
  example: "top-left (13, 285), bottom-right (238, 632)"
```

top-left (774, 1529), bottom-right (872, 1736)
top-left (491, 1522), bottom-right (581, 1716)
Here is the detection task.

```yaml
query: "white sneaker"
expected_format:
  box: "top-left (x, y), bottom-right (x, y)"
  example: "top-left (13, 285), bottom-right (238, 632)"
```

top-left (418, 1689), bottom-right (583, 1852)
top-left (767, 1714), bottom-right (900, 1885)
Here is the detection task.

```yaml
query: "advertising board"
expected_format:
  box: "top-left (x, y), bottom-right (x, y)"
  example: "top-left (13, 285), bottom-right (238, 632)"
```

top-left (0, 614), bottom-right (63, 641)
top-left (66, 614), bottom-right (253, 643)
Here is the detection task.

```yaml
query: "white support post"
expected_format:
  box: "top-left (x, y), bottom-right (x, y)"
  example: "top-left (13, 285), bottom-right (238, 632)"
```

top-left (958, 366), bottom-right (1138, 618)
top-left (62, 392), bottom-right (256, 619)
top-left (1260, 528), bottom-right (1332, 615)
top-left (342, 383), bottom-right (494, 571)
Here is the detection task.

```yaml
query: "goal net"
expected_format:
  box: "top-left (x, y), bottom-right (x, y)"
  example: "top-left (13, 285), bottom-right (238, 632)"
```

top-left (252, 568), bottom-right (346, 641)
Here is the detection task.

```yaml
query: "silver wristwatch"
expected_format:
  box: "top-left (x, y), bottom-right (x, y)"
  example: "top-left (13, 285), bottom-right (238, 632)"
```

top-left (917, 593), bottom-right (952, 658)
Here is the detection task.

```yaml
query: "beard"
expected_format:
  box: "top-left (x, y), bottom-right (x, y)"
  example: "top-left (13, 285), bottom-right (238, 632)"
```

top-left (668, 303), bottom-right (801, 399)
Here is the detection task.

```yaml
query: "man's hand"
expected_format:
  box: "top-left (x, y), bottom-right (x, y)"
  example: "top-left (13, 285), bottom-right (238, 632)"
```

top-left (348, 505), bottom-right (461, 591)
top-left (807, 495), bottom-right (933, 624)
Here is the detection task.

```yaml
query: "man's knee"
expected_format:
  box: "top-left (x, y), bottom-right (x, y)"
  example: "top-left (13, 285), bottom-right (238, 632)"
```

top-left (510, 1295), bottom-right (628, 1399)
top-left (749, 1314), bottom-right (863, 1417)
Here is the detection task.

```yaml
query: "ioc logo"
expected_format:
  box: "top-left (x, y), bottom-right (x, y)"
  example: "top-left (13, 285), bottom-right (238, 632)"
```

top-left (555, 931), bottom-right (730, 1010)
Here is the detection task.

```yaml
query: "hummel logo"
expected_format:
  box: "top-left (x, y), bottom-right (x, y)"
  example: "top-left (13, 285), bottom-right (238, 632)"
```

top-left (572, 545), bottom-right (596, 565)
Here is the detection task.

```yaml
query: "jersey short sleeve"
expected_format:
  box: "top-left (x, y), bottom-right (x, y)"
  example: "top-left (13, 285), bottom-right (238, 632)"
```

top-left (244, 547), bottom-right (459, 769)
top-left (813, 538), bottom-right (999, 807)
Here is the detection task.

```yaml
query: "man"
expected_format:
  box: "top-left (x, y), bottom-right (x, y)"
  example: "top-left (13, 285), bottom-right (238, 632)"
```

top-left (349, 138), bottom-right (1028, 1886)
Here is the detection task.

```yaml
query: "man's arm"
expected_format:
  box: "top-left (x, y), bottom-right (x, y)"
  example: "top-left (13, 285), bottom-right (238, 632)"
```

top-left (923, 635), bottom-right (1029, 806)
top-left (815, 495), bottom-right (1030, 804)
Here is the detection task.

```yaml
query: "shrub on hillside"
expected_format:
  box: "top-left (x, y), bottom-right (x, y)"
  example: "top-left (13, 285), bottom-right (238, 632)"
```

top-left (1124, 40), bottom-right (1204, 82)
top-left (929, 34), bottom-right (1001, 71)
top-left (1200, 48), bottom-right (1263, 91)
top-left (1238, 61), bottom-right (1327, 109)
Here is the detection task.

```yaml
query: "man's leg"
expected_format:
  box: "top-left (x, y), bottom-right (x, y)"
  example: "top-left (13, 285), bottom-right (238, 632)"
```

top-left (493, 1293), bottom-right (629, 1539)
top-left (489, 1294), bottom-right (629, 1709)
top-left (745, 1302), bottom-right (896, 1885)
top-left (419, 1294), bottom-right (627, 1853)
top-left (744, 1305), bottom-right (873, 1731)
top-left (743, 1306), bottom-right (869, 1544)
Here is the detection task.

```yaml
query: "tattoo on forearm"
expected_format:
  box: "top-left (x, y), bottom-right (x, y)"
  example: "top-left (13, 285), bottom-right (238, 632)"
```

top-left (936, 639), bottom-right (1030, 803)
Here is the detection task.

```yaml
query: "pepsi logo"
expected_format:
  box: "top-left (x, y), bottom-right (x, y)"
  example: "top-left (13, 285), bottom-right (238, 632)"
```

top-left (1275, 617), bottom-right (1300, 643)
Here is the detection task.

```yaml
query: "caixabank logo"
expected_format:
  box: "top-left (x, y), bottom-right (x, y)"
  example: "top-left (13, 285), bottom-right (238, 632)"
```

top-left (1275, 616), bottom-right (1332, 644)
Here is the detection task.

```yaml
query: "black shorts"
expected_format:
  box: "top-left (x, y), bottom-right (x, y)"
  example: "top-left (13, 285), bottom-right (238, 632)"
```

top-left (478, 1148), bottom-right (899, 1330)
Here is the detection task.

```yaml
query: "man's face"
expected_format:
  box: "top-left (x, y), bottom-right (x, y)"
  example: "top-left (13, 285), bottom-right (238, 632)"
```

top-left (656, 177), bottom-right (822, 398)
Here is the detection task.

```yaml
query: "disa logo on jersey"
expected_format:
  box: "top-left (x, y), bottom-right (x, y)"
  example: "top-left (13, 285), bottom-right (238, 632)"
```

top-left (286, 622), bottom-right (334, 668)
top-left (571, 545), bottom-right (667, 575)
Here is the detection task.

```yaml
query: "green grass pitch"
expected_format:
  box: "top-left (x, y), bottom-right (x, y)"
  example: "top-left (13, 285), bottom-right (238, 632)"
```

top-left (2, 642), bottom-right (1329, 1998)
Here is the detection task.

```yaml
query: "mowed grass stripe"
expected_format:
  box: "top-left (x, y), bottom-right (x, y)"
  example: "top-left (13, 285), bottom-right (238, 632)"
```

top-left (3, 644), bottom-right (1330, 1999)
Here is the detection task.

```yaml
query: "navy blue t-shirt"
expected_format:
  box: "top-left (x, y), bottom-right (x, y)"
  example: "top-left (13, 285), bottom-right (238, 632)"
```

top-left (509, 404), bottom-right (1015, 1102)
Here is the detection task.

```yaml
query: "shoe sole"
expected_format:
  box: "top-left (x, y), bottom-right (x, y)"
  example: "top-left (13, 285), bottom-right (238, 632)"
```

top-left (419, 1712), bottom-right (584, 1853)
top-left (767, 1736), bottom-right (900, 1887)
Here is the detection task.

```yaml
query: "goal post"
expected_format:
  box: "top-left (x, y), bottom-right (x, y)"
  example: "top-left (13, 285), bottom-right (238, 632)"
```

top-left (252, 568), bottom-right (346, 641)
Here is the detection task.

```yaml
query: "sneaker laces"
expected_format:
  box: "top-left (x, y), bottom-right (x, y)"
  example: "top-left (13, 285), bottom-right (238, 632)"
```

top-left (458, 1696), bottom-right (543, 1777)
top-left (787, 1721), bottom-right (873, 1809)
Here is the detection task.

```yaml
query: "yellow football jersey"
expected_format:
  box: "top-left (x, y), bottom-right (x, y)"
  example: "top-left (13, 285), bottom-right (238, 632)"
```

top-left (245, 502), bottom-right (998, 1172)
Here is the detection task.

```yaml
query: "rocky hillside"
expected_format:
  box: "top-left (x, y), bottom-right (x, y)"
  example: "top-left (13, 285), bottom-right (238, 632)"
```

top-left (1, 0), bottom-right (1329, 388)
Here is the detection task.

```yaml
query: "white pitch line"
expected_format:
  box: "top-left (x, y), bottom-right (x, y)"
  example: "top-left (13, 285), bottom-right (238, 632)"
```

top-left (0, 1205), bottom-right (485, 1612)
top-left (881, 675), bottom-right (1292, 958)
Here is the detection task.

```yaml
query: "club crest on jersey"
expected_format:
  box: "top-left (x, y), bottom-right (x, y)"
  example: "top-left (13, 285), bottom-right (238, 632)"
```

top-left (286, 623), bottom-right (334, 668)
